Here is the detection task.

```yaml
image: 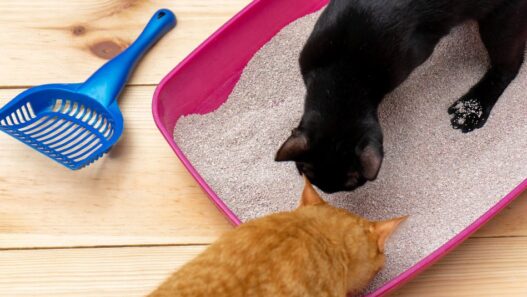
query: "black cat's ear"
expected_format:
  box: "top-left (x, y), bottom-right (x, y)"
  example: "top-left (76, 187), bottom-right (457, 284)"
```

top-left (356, 140), bottom-right (383, 181)
top-left (275, 129), bottom-right (309, 162)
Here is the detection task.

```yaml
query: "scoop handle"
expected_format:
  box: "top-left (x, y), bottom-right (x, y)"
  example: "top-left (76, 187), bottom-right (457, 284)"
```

top-left (79, 9), bottom-right (176, 106)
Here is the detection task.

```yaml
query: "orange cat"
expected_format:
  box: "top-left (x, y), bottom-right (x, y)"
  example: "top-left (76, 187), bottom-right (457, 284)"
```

top-left (149, 178), bottom-right (406, 297)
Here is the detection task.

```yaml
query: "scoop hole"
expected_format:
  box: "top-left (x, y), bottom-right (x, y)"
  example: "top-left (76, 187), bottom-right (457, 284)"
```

top-left (61, 100), bottom-right (72, 114)
top-left (53, 99), bottom-right (63, 112)
top-left (10, 113), bottom-right (20, 125)
top-left (67, 137), bottom-right (100, 159)
top-left (74, 143), bottom-right (103, 162)
top-left (26, 103), bottom-right (37, 118)
top-left (88, 112), bottom-right (99, 126)
top-left (43, 123), bottom-right (80, 146)
top-left (27, 117), bottom-right (59, 136)
top-left (34, 119), bottom-right (68, 140)
top-left (20, 105), bottom-right (31, 121)
top-left (68, 102), bottom-right (79, 116)
top-left (55, 129), bottom-right (92, 152)
top-left (19, 116), bottom-right (48, 132)
top-left (75, 105), bottom-right (86, 119)
top-left (82, 108), bottom-right (92, 122)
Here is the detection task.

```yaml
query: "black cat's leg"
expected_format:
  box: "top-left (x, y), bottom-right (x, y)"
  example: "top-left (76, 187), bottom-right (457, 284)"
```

top-left (449, 1), bottom-right (527, 133)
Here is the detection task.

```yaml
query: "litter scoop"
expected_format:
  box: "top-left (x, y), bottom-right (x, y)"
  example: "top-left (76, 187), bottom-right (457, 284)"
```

top-left (0, 9), bottom-right (176, 170)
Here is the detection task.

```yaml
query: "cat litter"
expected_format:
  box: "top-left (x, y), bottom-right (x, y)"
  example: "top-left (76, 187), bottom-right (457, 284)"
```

top-left (153, 2), bottom-right (527, 295)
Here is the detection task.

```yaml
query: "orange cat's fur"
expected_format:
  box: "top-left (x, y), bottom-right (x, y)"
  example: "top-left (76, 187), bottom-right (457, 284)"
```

top-left (149, 178), bottom-right (406, 297)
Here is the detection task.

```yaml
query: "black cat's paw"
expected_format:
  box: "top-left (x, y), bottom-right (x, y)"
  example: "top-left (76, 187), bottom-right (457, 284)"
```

top-left (448, 97), bottom-right (488, 133)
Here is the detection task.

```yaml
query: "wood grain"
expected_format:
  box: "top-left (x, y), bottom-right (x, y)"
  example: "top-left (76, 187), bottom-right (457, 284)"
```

top-left (474, 191), bottom-right (527, 237)
top-left (0, 0), bottom-right (526, 296)
top-left (394, 237), bottom-right (527, 296)
top-left (0, 237), bottom-right (526, 297)
top-left (0, 87), bottom-right (231, 249)
top-left (0, 0), bottom-right (252, 87)
top-left (0, 81), bottom-right (524, 248)
top-left (0, 245), bottom-right (207, 297)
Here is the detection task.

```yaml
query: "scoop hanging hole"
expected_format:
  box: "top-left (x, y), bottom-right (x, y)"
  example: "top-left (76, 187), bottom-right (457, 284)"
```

top-left (157, 11), bottom-right (166, 19)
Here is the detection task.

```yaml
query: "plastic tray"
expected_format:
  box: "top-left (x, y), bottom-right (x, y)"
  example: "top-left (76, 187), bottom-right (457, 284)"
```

top-left (152, 0), bottom-right (527, 295)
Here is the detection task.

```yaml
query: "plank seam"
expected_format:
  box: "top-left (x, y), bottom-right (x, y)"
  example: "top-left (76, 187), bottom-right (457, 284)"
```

top-left (0, 243), bottom-right (210, 251)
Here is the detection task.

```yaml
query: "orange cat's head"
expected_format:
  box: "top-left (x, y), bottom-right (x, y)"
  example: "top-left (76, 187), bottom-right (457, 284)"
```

top-left (298, 177), bottom-right (407, 294)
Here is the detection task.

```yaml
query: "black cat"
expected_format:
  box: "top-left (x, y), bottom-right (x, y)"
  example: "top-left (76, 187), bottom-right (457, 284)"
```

top-left (276, 0), bottom-right (527, 193)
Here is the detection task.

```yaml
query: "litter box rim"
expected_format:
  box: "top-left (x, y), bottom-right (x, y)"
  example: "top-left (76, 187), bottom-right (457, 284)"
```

top-left (152, 0), bottom-right (527, 295)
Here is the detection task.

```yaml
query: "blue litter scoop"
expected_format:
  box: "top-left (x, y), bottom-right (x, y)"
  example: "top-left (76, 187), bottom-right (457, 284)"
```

top-left (0, 9), bottom-right (176, 170)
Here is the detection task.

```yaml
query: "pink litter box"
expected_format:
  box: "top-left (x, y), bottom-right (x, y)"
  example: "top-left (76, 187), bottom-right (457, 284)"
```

top-left (152, 0), bottom-right (527, 295)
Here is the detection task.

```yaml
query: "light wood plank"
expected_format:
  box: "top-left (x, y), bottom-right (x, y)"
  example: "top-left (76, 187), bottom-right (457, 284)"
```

top-left (474, 190), bottom-right (527, 237)
top-left (1, 84), bottom-right (525, 248)
top-left (1, 2), bottom-right (527, 296)
top-left (0, 0), bottom-right (251, 87)
top-left (1, 237), bottom-right (526, 297)
top-left (0, 87), bottom-right (232, 248)
top-left (394, 237), bottom-right (527, 296)
top-left (0, 83), bottom-right (525, 248)
top-left (0, 245), bottom-right (207, 297)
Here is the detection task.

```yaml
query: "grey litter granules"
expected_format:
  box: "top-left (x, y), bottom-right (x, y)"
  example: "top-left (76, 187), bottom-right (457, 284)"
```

top-left (174, 10), bottom-right (527, 294)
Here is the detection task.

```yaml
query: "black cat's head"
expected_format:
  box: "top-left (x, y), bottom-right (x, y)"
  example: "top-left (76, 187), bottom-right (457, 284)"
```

top-left (275, 105), bottom-right (384, 194)
top-left (274, 1), bottom-right (391, 193)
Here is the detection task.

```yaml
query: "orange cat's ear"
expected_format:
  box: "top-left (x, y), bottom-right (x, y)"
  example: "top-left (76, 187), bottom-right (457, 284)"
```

top-left (372, 216), bottom-right (407, 253)
top-left (300, 176), bottom-right (325, 207)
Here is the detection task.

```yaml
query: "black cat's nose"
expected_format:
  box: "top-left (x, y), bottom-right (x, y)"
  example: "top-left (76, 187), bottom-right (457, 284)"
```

top-left (319, 186), bottom-right (340, 194)
top-left (345, 173), bottom-right (359, 189)
top-left (312, 181), bottom-right (344, 194)
top-left (343, 172), bottom-right (367, 191)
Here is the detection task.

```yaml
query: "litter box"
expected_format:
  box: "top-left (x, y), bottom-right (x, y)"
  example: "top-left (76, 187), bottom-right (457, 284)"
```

top-left (152, 0), bottom-right (527, 295)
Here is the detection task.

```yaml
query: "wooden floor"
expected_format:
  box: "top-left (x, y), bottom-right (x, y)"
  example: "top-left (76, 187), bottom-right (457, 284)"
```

top-left (0, 1), bottom-right (526, 296)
